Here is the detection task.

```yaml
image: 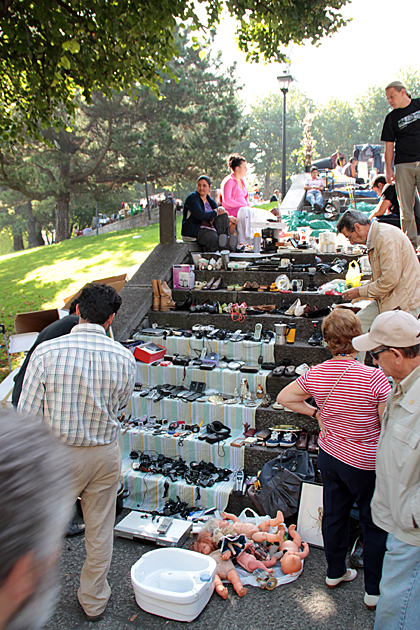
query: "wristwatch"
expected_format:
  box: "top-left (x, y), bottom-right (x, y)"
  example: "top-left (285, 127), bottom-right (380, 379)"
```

top-left (311, 408), bottom-right (319, 418)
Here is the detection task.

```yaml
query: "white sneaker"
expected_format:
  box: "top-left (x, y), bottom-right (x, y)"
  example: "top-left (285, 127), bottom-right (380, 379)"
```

top-left (364, 593), bottom-right (379, 609)
top-left (272, 402), bottom-right (284, 410)
top-left (326, 569), bottom-right (357, 588)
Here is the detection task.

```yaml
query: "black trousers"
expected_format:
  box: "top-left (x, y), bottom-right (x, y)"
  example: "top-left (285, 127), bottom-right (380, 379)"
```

top-left (196, 213), bottom-right (230, 252)
top-left (318, 448), bottom-right (387, 595)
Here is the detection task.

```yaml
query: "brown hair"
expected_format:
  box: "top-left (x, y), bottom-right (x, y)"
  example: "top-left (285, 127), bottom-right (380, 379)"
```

top-left (321, 308), bottom-right (362, 355)
top-left (228, 153), bottom-right (246, 171)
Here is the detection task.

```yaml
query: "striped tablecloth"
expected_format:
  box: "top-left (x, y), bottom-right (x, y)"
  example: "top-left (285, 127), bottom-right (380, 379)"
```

top-left (139, 334), bottom-right (275, 363)
top-left (135, 363), bottom-right (271, 397)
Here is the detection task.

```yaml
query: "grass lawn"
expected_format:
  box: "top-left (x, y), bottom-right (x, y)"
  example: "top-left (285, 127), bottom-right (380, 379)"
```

top-left (0, 217), bottom-right (182, 382)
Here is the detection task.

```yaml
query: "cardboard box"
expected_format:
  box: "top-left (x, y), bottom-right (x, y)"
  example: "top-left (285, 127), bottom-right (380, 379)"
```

top-left (134, 342), bottom-right (166, 364)
top-left (11, 309), bottom-right (70, 353)
top-left (62, 273), bottom-right (127, 310)
top-left (172, 265), bottom-right (195, 289)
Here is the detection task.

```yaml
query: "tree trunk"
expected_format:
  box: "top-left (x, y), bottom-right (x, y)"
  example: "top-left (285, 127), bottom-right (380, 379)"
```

top-left (55, 159), bottom-right (71, 242)
top-left (55, 191), bottom-right (70, 242)
top-left (26, 200), bottom-right (39, 249)
top-left (12, 227), bottom-right (24, 251)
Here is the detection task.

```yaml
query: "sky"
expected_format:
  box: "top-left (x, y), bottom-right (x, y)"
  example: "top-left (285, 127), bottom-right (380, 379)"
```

top-left (210, 0), bottom-right (419, 106)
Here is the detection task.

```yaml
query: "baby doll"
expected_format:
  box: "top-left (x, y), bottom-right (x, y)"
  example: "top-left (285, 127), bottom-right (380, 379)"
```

top-left (275, 524), bottom-right (309, 575)
top-left (191, 530), bottom-right (247, 599)
top-left (216, 510), bottom-right (285, 544)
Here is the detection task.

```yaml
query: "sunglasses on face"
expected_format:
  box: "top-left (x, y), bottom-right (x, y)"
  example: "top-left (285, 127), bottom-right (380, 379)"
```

top-left (369, 347), bottom-right (390, 361)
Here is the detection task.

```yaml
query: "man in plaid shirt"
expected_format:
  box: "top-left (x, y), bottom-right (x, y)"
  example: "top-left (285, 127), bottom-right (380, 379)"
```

top-left (19, 283), bottom-right (136, 622)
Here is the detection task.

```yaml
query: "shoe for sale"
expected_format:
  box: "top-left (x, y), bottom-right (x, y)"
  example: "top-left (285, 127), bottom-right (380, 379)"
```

top-left (285, 299), bottom-right (301, 316)
top-left (278, 431), bottom-right (297, 448)
top-left (266, 430), bottom-right (283, 447)
top-left (308, 320), bottom-right (323, 345)
top-left (159, 280), bottom-right (176, 311)
top-left (350, 537), bottom-right (364, 569)
top-left (326, 569), bottom-right (357, 588)
top-left (308, 429), bottom-right (319, 453)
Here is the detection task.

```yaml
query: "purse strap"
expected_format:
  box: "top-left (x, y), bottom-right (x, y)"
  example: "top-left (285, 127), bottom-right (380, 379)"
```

top-left (319, 362), bottom-right (354, 414)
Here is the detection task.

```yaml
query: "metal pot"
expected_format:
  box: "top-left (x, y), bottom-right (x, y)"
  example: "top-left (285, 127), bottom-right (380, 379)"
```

top-left (76, 482), bottom-right (130, 519)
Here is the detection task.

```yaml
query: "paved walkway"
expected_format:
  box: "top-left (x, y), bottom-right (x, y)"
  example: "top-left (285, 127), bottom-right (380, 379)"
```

top-left (44, 512), bottom-right (375, 630)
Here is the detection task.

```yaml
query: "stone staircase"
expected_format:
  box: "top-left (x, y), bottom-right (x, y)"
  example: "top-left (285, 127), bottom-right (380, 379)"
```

top-left (118, 245), bottom-right (363, 515)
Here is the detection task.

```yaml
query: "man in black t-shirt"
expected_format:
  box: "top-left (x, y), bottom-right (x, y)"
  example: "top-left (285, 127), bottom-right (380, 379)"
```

top-left (381, 80), bottom-right (420, 248)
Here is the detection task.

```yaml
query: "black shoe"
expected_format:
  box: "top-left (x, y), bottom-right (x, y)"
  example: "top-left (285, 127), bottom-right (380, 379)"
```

top-left (308, 320), bottom-right (323, 346)
top-left (313, 203), bottom-right (323, 213)
top-left (66, 522), bottom-right (85, 537)
top-left (350, 537), bottom-right (364, 568)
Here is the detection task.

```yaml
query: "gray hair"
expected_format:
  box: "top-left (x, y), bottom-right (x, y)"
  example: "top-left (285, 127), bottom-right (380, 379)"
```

top-left (0, 410), bottom-right (72, 629)
top-left (336, 210), bottom-right (371, 234)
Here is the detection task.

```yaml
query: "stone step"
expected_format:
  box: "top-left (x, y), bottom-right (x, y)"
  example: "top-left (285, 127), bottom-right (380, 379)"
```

top-left (192, 270), bottom-right (345, 290)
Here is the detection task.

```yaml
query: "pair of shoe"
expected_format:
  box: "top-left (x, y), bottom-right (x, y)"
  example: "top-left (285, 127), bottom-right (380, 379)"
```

top-left (152, 279), bottom-right (175, 311)
top-left (219, 233), bottom-right (238, 252)
top-left (203, 276), bottom-right (222, 290)
top-left (308, 429), bottom-right (319, 453)
top-left (284, 298), bottom-right (306, 317)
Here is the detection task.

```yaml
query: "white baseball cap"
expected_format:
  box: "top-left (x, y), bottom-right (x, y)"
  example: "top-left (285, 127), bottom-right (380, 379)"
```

top-left (352, 311), bottom-right (420, 352)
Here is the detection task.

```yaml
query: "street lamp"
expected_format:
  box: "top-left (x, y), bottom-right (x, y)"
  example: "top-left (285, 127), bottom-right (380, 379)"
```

top-left (137, 139), bottom-right (151, 221)
top-left (277, 71), bottom-right (293, 202)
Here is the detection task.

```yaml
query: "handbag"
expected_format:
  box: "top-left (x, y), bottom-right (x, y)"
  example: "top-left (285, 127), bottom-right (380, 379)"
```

top-left (250, 449), bottom-right (315, 519)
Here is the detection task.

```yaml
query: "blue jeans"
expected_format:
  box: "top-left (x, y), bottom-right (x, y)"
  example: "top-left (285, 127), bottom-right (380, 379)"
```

top-left (306, 190), bottom-right (323, 208)
top-left (374, 534), bottom-right (420, 630)
top-left (318, 448), bottom-right (387, 594)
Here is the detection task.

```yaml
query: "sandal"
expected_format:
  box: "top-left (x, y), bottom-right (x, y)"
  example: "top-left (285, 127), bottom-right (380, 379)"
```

top-left (284, 365), bottom-right (296, 377)
top-left (272, 366), bottom-right (285, 376)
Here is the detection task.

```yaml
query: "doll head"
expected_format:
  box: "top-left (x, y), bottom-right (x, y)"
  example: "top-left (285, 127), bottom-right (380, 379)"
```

top-left (281, 551), bottom-right (302, 575)
top-left (190, 530), bottom-right (217, 555)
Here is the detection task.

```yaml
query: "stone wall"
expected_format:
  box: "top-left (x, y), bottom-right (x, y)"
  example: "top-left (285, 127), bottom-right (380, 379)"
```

top-left (82, 208), bottom-right (160, 237)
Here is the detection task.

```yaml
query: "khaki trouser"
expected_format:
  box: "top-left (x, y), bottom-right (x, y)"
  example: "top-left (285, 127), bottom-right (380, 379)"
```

top-left (395, 162), bottom-right (420, 249)
top-left (357, 301), bottom-right (420, 363)
top-left (66, 439), bottom-right (121, 617)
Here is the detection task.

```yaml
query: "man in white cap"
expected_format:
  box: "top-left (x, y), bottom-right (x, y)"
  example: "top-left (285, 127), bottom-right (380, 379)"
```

top-left (352, 310), bottom-right (420, 629)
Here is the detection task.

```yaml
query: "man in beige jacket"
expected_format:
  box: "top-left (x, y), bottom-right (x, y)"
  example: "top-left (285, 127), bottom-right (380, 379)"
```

top-left (337, 210), bottom-right (420, 336)
top-left (352, 311), bottom-right (420, 629)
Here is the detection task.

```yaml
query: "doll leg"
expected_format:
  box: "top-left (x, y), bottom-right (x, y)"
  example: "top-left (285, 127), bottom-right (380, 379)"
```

top-left (220, 511), bottom-right (238, 522)
top-left (214, 575), bottom-right (228, 599)
top-left (288, 524), bottom-right (303, 549)
top-left (252, 531), bottom-right (284, 544)
top-left (227, 569), bottom-right (247, 597)
top-left (237, 552), bottom-right (274, 573)
top-left (258, 511), bottom-right (284, 532)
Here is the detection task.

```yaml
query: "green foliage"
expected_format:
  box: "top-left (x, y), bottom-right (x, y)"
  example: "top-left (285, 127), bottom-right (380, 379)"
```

top-left (0, 32), bottom-right (244, 242)
top-left (311, 98), bottom-right (360, 160)
top-left (0, 215), bottom-right (182, 382)
top-left (0, 0), bottom-right (349, 140)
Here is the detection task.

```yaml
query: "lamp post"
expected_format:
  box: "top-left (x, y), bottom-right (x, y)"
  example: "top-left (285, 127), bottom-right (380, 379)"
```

top-left (277, 72), bottom-right (293, 202)
top-left (137, 139), bottom-right (151, 221)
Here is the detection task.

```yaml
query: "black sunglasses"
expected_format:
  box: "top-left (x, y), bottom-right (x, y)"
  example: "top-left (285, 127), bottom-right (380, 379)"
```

top-left (369, 347), bottom-right (390, 361)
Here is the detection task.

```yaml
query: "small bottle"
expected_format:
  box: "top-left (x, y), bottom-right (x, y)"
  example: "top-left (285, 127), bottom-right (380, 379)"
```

top-left (253, 232), bottom-right (262, 254)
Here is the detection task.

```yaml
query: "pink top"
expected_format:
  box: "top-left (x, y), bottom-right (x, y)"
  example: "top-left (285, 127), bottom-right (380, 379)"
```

top-left (221, 173), bottom-right (249, 217)
top-left (296, 360), bottom-right (391, 470)
top-left (305, 176), bottom-right (323, 190)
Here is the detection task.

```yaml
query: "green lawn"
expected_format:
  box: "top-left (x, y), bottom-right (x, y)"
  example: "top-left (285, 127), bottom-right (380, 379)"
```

top-left (0, 217), bottom-right (182, 382)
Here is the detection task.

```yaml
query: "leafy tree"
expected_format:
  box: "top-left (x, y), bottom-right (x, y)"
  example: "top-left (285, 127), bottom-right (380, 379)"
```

top-left (0, 0), bottom-right (349, 140)
top-left (311, 99), bottom-right (359, 161)
top-left (0, 32), bottom-right (244, 242)
top-left (238, 89), bottom-right (313, 198)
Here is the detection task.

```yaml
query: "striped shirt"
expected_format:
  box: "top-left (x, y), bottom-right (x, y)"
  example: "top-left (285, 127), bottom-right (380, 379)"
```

top-left (19, 323), bottom-right (136, 447)
top-left (296, 359), bottom-right (391, 470)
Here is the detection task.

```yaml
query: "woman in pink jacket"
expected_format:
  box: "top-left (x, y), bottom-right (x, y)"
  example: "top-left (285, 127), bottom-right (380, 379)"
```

top-left (220, 154), bottom-right (250, 218)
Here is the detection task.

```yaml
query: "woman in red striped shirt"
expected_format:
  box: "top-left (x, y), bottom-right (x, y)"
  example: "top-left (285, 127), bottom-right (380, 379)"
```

top-left (277, 308), bottom-right (391, 609)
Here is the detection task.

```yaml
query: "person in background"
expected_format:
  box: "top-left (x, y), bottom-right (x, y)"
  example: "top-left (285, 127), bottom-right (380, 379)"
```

top-left (381, 80), bottom-right (420, 249)
top-left (370, 174), bottom-right (420, 233)
top-left (181, 175), bottom-right (231, 252)
top-left (337, 210), bottom-right (420, 349)
top-left (0, 410), bottom-right (72, 630)
top-left (304, 166), bottom-right (324, 212)
top-left (19, 283), bottom-right (136, 623)
top-left (335, 157), bottom-right (346, 175)
top-left (277, 308), bottom-right (390, 609)
top-left (352, 311), bottom-right (420, 629)
top-left (344, 157), bottom-right (365, 183)
top-left (270, 189), bottom-right (280, 203)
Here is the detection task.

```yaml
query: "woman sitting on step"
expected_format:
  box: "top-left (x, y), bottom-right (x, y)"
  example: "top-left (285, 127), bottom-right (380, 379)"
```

top-left (181, 175), bottom-right (232, 252)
